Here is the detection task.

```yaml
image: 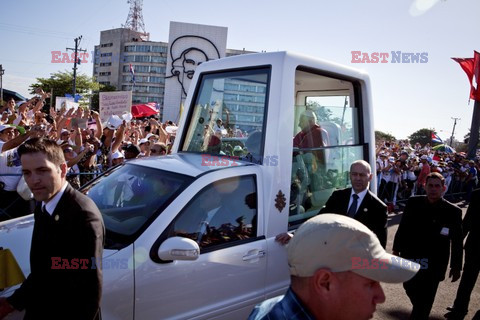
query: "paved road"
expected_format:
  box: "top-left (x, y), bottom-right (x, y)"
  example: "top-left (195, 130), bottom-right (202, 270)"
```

top-left (374, 203), bottom-right (480, 320)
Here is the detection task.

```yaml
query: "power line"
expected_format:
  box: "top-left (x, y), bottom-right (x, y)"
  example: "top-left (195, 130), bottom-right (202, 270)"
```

top-left (0, 22), bottom-right (76, 40)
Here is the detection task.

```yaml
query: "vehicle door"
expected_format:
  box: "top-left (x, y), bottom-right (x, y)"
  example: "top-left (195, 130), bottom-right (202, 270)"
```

top-left (134, 166), bottom-right (267, 320)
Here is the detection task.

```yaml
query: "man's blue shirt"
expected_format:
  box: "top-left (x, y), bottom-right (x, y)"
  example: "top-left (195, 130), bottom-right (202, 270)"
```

top-left (247, 287), bottom-right (315, 320)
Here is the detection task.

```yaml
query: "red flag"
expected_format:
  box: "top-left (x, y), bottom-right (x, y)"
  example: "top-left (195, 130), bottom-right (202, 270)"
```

top-left (452, 51), bottom-right (480, 101)
top-left (473, 51), bottom-right (480, 100)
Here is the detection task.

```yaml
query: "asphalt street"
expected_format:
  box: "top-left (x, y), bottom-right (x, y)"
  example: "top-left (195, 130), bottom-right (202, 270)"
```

top-left (374, 202), bottom-right (480, 320)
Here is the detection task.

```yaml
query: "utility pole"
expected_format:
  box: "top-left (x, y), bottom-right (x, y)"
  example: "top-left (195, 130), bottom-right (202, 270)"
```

top-left (0, 65), bottom-right (5, 104)
top-left (450, 117), bottom-right (460, 146)
top-left (67, 36), bottom-right (87, 96)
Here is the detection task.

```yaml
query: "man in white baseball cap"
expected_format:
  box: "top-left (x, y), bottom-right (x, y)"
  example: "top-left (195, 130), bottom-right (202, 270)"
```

top-left (248, 214), bottom-right (420, 320)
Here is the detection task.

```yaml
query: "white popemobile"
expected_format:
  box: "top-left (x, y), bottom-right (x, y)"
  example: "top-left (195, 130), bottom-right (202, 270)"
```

top-left (0, 51), bottom-right (376, 319)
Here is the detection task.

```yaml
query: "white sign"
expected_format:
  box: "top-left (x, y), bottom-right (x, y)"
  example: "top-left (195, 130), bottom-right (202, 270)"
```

top-left (55, 97), bottom-right (78, 111)
top-left (162, 22), bottom-right (228, 122)
top-left (99, 91), bottom-right (132, 123)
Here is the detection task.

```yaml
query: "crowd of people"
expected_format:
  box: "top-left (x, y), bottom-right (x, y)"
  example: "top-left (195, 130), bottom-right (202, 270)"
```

top-left (0, 92), bottom-right (177, 221)
top-left (1, 95), bottom-right (479, 319)
top-left (375, 139), bottom-right (479, 210)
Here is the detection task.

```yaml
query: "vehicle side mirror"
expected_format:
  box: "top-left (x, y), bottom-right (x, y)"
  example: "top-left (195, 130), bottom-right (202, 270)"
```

top-left (158, 237), bottom-right (200, 261)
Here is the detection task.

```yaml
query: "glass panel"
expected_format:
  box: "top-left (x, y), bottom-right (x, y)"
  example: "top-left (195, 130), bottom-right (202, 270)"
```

top-left (150, 66), bottom-right (166, 74)
top-left (135, 55), bottom-right (151, 63)
top-left (181, 68), bottom-right (270, 164)
top-left (149, 76), bottom-right (165, 84)
top-left (151, 46), bottom-right (168, 53)
top-left (151, 56), bottom-right (167, 63)
top-left (289, 145), bottom-right (364, 227)
top-left (170, 175), bottom-right (258, 250)
top-left (304, 97), bottom-right (359, 146)
top-left (124, 55), bottom-right (134, 62)
top-left (83, 164), bottom-right (192, 238)
top-left (136, 45), bottom-right (151, 52)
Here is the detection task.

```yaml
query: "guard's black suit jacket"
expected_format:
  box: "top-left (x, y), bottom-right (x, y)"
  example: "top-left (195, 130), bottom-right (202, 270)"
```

top-left (463, 188), bottom-right (480, 254)
top-left (7, 184), bottom-right (105, 320)
top-left (393, 196), bottom-right (463, 281)
top-left (319, 188), bottom-right (388, 248)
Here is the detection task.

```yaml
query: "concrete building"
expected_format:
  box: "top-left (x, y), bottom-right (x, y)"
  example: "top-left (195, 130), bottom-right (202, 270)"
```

top-left (93, 28), bottom-right (168, 115)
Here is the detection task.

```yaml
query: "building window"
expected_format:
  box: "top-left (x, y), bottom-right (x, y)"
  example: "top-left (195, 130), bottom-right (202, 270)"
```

top-left (151, 46), bottom-right (168, 53)
top-left (257, 86), bottom-right (266, 93)
top-left (255, 96), bottom-right (265, 103)
top-left (124, 75), bottom-right (147, 83)
top-left (124, 56), bottom-right (135, 62)
top-left (100, 62), bottom-right (112, 66)
top-left (225, 83), bottom-right (239, 91)
top-left (150, 66), bottom-right (166, 74)
top-left (135, 55), bottom-right (150, 63)
top-left (101, 43), bottom-right (113, 47)
top-left (240, 84), bottom-right (256, 92)
top-left (149, 76), bottom-right (165, 84)
top-left (151, 56), bottom-right (167, 64)
top-left (224, 93), bottom-right (237, 101)
top-left (148, 86), bottom-right (164, 94)
top-left (99, 72), bottom-right (111, 76)
top-left (124, 65), bottom-right (149, 73)
top-left (100, 53), bottom-right (112, 57)
top-left (136, 45), bottom-right (151, 52)
top-left (128, 85), bottom-right (148, 93)
top-left (125, 45), bottom-right (135, 52)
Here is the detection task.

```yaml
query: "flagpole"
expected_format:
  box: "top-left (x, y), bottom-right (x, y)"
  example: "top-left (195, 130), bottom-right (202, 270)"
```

top-left (467, 100), bottom-right (480, 159)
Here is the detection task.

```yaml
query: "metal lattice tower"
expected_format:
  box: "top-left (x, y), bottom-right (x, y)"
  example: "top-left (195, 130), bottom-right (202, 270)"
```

top-left (124, 0), bottom-right (147, 34)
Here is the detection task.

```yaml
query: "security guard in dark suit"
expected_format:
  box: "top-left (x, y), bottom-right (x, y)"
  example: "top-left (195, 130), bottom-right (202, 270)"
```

top-left (319, 160), bottom-right (388, 248)
top-left (445, 188), bottom-right (480, 319)
top-left (393, 172), bottom-right (463, 320)
top-left (0, 138), bottom-right (104, 320)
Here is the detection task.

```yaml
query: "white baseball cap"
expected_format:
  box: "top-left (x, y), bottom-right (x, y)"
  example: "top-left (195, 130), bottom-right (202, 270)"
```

top-left (287, 214), bottom-right (419, 283)
top-left (111, 150), bottom-right (125, 160)
top-left (0, 124), bottom-right (14, 132)
top-left (146, 133), bottom-right (158, 140)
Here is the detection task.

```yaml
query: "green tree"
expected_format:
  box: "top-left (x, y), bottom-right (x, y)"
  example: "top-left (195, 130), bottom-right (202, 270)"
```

top-left (30, 71), bottom-right (100, 109)
top-left (408, 128), bottom-right (434, 147)
top-left (375, 130), bottom-right (396, 143)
